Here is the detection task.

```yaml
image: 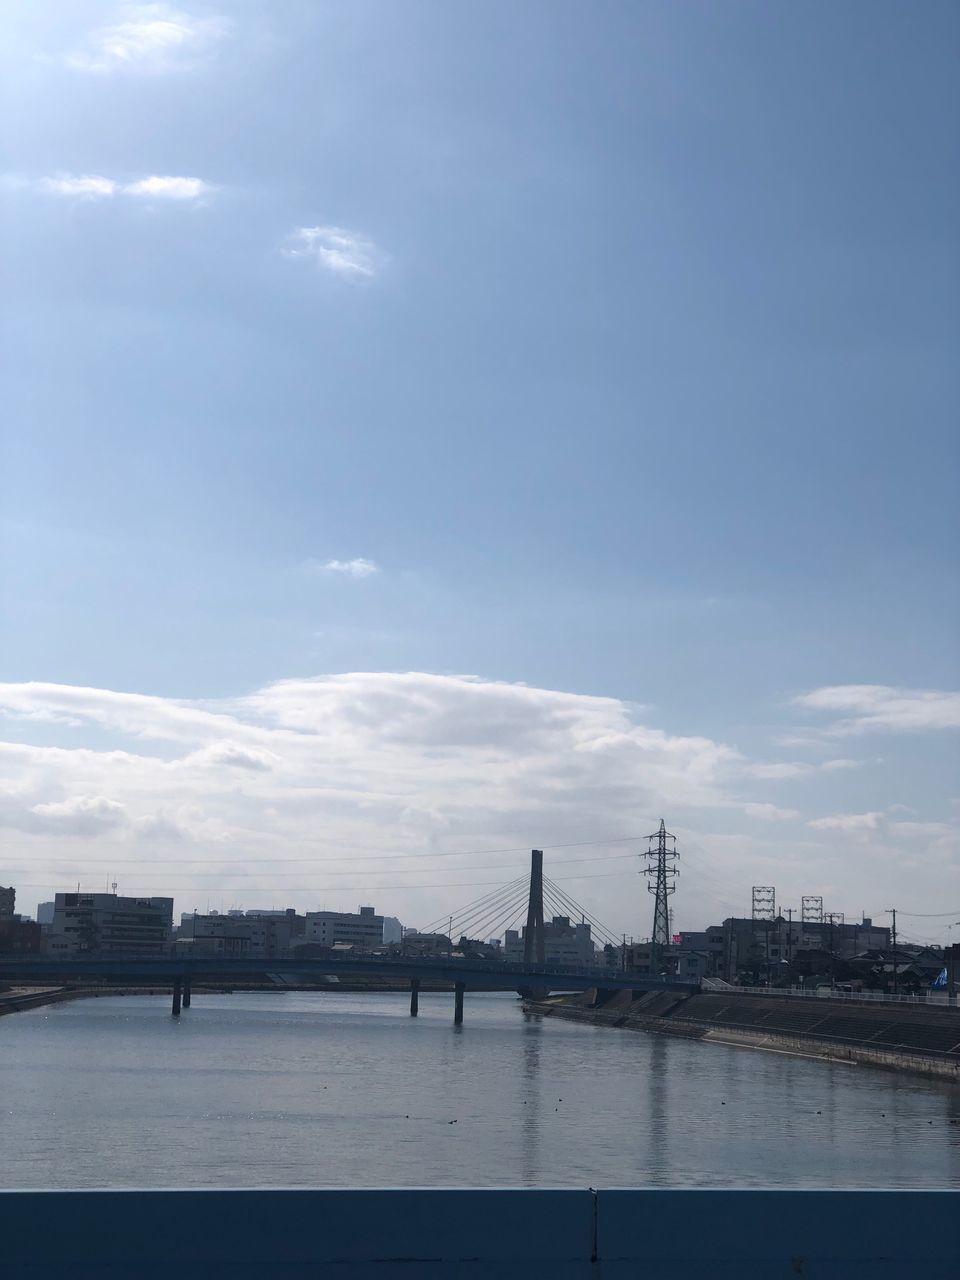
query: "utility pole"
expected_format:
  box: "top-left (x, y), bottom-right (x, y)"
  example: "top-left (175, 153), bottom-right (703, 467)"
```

top-left (888, 908), bottom-right (898, 995)
top-left (643, 820), bottom-right (679, 973)
top-left (785, 907), bottom-right (794, 981)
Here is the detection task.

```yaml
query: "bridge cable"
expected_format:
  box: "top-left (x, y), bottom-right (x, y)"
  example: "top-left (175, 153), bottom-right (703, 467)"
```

top-left (542, 876), bottom-right (621, 947)
top-left (541, 883), bottom-right (620, 950)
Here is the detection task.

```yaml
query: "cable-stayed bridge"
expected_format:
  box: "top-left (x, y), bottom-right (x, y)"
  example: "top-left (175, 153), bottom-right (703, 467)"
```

top-left (0, 849), bottom-right (698, 1020)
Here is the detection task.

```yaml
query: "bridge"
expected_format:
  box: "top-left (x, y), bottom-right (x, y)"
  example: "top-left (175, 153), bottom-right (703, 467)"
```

top-left (0, 848), bottom-right (698, 1020)
top-left (0, 953), bottom-right (697, 1020)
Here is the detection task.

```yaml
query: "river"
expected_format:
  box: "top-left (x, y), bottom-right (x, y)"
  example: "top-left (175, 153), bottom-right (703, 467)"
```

top-left (2, 991), bottom-right (958, 1188)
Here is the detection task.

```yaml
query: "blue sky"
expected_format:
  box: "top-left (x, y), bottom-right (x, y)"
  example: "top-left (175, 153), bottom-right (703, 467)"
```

top-left (1, 1), bottom-right (958, 939)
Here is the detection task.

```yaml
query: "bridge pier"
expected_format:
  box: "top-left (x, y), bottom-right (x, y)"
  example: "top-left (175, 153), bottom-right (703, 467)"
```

top-left (182, 976), bottom-right (191, 1009)
top-left (410, 978), bottom-right (420, 1017)
top-left (171, 979), bottom-right (182, 1017)
top-left (454, 982), bottom-right (464, 1025)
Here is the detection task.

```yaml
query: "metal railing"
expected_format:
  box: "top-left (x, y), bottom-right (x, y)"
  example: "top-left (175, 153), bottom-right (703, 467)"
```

top-left (725, 984), bottom-right (957, 1008)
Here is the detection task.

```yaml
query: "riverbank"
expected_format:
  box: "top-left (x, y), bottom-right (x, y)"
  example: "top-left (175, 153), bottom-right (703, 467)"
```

top-left (528, 989), bottom-right (960, 1083)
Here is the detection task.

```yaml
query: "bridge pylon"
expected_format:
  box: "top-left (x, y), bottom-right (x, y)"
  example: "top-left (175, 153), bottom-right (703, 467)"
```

top-left (523, 850), bottom-right (546, 966)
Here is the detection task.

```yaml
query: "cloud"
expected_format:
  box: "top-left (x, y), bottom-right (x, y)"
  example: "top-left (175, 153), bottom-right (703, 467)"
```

top-left (744, 758), bottom-right (860, 780)
top-left (794, 685), bottom-right (960, 734)
top-left (41, 175), bottom-right (117, 198)
top-left (123, 176), bottom-right (210, 200)
top-left (178, 742), bottom-right (280, 772)
top-left (281, 226), bottom-right (382, 280)
top-left (809, 811), bottom-right (886, 834)
top-left (738, 802), bottom-right (801, 821)
top-left (306, 558), bottom-right (381, 579)
top-left (0, 673), bottom-right (953, 931)
top-left (30, 795), bottom-right (128, 836)
top-left (65, 4), bottom-right (229, 74)
top-left (26, 174), bottom-right (211, 202)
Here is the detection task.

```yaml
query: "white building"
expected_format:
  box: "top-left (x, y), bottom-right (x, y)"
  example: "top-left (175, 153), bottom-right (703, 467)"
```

top-left (175, 909), bottom-right (303, 958)
top-left (382, 916), bottom-right (403, 946)
top-left (503, 916), bottom-right (595, 966)
top-left (46, 893), bottom-right (173, 956)
top-left (303, 906), bottom-right (384, 952)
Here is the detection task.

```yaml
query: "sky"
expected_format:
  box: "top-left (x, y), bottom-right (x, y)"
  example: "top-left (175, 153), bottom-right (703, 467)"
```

top-left (1, 1), bottom-right (958, 945)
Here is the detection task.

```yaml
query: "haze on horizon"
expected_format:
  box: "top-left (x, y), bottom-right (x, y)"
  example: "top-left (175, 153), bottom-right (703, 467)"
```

top-left (1, 1), bottom-right (957, 942)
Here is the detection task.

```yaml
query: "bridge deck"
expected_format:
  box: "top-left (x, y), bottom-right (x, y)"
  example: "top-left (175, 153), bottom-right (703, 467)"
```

top-left (0, 954), bottom-right (697, 996)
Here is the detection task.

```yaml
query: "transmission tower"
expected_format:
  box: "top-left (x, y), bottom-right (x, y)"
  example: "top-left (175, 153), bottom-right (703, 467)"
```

top-left (802, 895), bottom-right (823, 923)
top-left (752, 886), bottom-right (775, 921)
top-left (643, 820), bottom-right (678, 964)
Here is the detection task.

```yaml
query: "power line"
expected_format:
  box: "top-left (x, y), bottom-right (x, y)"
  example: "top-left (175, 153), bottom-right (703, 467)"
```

top-left (0, 836), bottom-right (651, 868)
top-left (0, 852), bottom-right (643, 879)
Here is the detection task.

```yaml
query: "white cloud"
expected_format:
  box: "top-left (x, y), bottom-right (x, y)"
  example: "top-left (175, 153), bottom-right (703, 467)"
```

top-left (123, 176), bottom-right (210, 200)
top-left (30, 795), bottom-right (128, 836)
top-left (0, 674), bottom-right (953, 931)
top-left (794, 684), bottom-right (960, 734)
top-left (23, 174), bottom-right (211, 202)
top-left (281, 226), bottom-right (382, 280)
top-left (307, 558), bottom-right (381, 579)
top-left (744, 758), bottom-right (860, 780)
top-left (41, 175), bottom-right (117, 198)
top-left (65, 4), bottom-right (229, 74)
top-left (738, 802), bottom-right (801, 821)
top-left (809, 811), bottom-right (886, 834)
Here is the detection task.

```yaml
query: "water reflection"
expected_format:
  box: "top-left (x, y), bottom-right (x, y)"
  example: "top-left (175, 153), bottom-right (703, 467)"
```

top-left (519, 1012), bottom-right (542, 1186)
top-left (645, 1036), bottom-right (670, 1186)
top-left (1, 992), bottom-right (957, 1190)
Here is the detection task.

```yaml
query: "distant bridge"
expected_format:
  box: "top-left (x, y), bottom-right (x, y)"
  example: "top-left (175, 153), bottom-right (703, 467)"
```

top-left (0, 954), bottom-right (697, 1021)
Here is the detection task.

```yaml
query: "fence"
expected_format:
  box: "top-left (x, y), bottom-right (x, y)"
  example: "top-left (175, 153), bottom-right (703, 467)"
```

top-left (728, 983), bottom-right (957, 1008)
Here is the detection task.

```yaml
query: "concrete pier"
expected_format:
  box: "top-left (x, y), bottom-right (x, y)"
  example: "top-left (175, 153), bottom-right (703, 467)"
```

top-left (182, 977), bottom-right (191, 1009)
top-left (409, 978), bottom-right (419, 1017)
top-left (454, 982), bottom-right (464, 1024)
top-left (171, 980), bottom-right (182, 1017)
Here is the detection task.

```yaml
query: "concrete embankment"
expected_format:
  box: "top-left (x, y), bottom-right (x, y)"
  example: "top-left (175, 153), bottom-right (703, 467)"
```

top-left (529, 989), bottom-right (960, 1083)
top-left (0, 985), bottom-right (195, 1017)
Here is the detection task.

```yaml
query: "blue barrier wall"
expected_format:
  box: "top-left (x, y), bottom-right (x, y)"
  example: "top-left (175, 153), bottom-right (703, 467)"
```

top-left (2, 1188), bottom-right (958, 1278)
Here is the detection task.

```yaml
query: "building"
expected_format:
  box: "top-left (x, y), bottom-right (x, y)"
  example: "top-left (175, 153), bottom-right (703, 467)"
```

top-left (399, 931), bottom-right (451, 957)
top-left (303, 906), bottom-right (384, 952)
top-left (503, 916), bottom-right (595, 966)
top-left (683, 916), bottom-right (892, 984)
top-left (0, 918), bottom-right (41, 953)
top-left (174, 909), bottom-right (303, 959)
top-left (0, 886), bottom-right (15, 919)
top-left (45, 893), bottom-right (173, 956)
top-left (36, 902), bottom-right (55, 927)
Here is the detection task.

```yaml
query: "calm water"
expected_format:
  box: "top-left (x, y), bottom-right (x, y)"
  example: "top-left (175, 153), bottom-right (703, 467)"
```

top-left (2, 991), bottom-right (958, 1189)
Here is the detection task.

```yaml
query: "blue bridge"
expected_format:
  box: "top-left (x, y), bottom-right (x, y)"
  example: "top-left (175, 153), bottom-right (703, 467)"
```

top-left (0, 953), bottom-right (696, 1020)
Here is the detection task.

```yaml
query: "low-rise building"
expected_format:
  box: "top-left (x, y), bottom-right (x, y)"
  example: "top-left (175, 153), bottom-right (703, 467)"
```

top-left (398, 931), bottom-right (451, 957)
top-left (503, 916), bottom-right (595, 966)
top-left (0, 918), bottom-right (41, 953)
top-left (0, 886), bottom-right (15, 919)
top-left (174, 909), bottom-right (304, 959)
top-left (45, 893), bottom-right (173, 956)
top-left (688, 916), bottom-right (892, 984)
top-left (304, 906), bottom-right (384, 952)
